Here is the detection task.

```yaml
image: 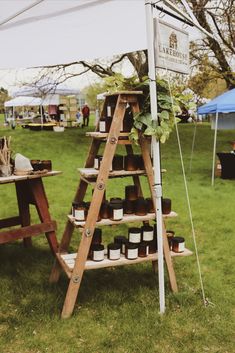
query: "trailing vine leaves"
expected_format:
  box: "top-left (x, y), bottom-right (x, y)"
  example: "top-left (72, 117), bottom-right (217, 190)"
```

top-left (103, 74), bottom-right (195, 144)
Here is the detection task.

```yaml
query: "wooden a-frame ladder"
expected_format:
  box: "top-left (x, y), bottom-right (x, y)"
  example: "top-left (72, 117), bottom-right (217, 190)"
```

top-left (50, 91), bottom-right (178, 318)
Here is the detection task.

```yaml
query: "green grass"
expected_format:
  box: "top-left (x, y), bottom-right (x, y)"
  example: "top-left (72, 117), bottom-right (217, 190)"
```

top-left (0, 120), bottom-right (235, 353)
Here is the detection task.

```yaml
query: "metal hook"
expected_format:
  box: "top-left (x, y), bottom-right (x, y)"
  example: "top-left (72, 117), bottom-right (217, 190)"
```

top-left (158, 7), bottom-right (165, 18)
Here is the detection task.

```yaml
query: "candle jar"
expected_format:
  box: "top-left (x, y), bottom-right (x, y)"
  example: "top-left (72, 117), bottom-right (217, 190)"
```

top-left (135, 197), bottom-right (148, 216)
top-left (123, 199), bottom-right (136, 214)
top-left (122, 107), bottom-right (134, 132)
top-left (146, 197), bottom-right (155, 213)
top-left (147, 239), bottom-right (157, 254)
top-left (41, 160), bottom-right (52, 171)
top-left (166, 230), bottom-right (175, 250)
top-left (94, 155), bottom-right (102, 169)
top-left (99, 201), bottom-right (110, 219)
top-left (107, 105), bottom-right (112, 117)
top-left (125, 185), bottom-right (138, 201)
top-left (138, 241), bottom-right (149, 257)
top-left (85, 202), bottom-right (101, 222)
top-left (112, 155), bottom-right (124, 170)
top-left (125, 242), bottom-right (138, 260)
top-left (162, 198), bottom-right (172, 214)
top-left (91, 244), bottom-right (105, 262)
top-left (114, 235), bottom-right (128, 254)
top-left (141, 225), bottom-right (154, 241)
top-left (136, 155), bottom-right (145, 170)
top-left (31, 159), bottom-right (41, 171)
top-left (107, 243), bottom-right (121, 260)
top-left (92, 228), bottom-right (102, 245)
top-left (72, 201), bottom-right (86, 221)
top-left (124, 155), bottom-right (138, 171)
top-left (109, 200), bottom-right (123, 221)
top-left (128, 227), bottom-right (141, 243)
top-left (172, 236), bottom-right (185, 253)
top-left (99, 117), bottom-right (106, 132)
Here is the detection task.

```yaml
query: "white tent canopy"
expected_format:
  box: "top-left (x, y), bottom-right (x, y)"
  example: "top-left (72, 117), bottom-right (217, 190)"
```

top-left (4, 96), bottom-right (42, 107)
top-left (0, 0), bottom-right (147, 69)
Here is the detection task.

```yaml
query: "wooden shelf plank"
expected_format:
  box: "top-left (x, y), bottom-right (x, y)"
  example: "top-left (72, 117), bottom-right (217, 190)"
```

top-left (86, 132), bottom-right (129, 139)
top-left (68, 211), bottom-right (178, 228)
top-left (0, 171), bottom-right (62, 185)
top-left (78, 168), bottom-right (147, 178)
top-left (59, 248), bottom-right (193, 271)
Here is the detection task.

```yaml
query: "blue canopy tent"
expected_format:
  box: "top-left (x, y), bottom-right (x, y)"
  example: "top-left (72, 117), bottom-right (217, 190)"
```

top-left (197, 88), bottom-right (235, 185)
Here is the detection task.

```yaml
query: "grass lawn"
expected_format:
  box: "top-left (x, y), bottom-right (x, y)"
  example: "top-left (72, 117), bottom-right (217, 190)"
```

top-left (0, 118), bottom-right (234, 353)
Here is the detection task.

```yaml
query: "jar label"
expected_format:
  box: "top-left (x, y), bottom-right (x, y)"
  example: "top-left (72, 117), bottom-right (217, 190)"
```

top-left (107, 106), bottom-right (112, 117)
top-left (143, 230), bottom-right (154, 241)
top-left (109, 248), bottom-right (120, 260)
top-left (121, 243), bottom-right (126, 254)
top-left (127, 248), bottom-right (138, 259)
top-left (74, 209), bottom-right (85, 221)
top-left (129, 232), bottom-right (141, 243)
top-left (146, 245), bottom-right (149, 256)
top-left (99, 121), bottom-right (106, 132)
top-left (178, 242), bottom-right (185, 252)
top-left (94, 158), bottom-right (99, 169)
top-left (93, 249), bottom-right (104, 261)
top-left (113, 208), bottom-right (123, 220)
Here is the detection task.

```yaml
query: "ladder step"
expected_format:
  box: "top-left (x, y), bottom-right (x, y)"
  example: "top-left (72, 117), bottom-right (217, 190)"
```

top-left (59, 249), bottom-right (193, 271)
top-left (68, 211), bottom-right (178, 228)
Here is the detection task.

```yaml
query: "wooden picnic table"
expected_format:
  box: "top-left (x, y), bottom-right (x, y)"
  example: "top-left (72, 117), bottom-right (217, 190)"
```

top-left (0, 171), bottom-right (61, 254)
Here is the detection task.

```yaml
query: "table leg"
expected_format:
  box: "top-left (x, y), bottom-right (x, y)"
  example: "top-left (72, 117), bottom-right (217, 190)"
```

top-left (29, 178), bottom-right (59, 255)
top-left (15, 180), bottom-right (32, 247)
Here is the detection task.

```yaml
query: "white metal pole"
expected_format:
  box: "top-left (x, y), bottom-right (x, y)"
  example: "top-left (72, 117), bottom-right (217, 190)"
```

top-left (211, 111), bottom-right (219, 186)
top-left (145, 0), bottom-right (165, 314)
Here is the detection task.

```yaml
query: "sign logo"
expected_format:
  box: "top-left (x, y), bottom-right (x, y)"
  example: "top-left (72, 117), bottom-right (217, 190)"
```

top-left (154, 19), bottom-right (189, 74)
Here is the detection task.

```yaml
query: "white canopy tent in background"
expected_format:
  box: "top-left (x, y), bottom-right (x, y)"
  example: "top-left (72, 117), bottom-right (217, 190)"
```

top-left (4, 96), bottom-right (42, 107)
top-left (0, 0), bottom-right (208, 314)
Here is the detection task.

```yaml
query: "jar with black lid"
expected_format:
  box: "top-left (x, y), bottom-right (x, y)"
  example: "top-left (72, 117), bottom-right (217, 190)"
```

top-left (94, 155), bottom-right (102, 170)
top-left (91, 244), bottom-right (105, 262)
top-left (166, 230), bottom-right (175, 250)
top-left (162, 198), bottom-right (171, 214)
top-left (141, 225), bottom-right (154, 242)
top-left (122, 108), bottom-right (134, 132)
top-left (138, 242), bottom-right (149, 257)
top-left (135, 197), bottom-right (148, 216)
top-left (146, 197), bottom-right (155, 213)
top-left (31, 159), bottom-right (41, 171)
top-left (172, 236), bottom-right (185, 253)
top-left (106, 116), bottom-right (112, 132)
top-left (72, 201), bottom-right (86, 221)
top-left (114, 235), bottom-right (128, 254)
top-left (109, 200), bottom-right (123, 221)
top-left (124, 155), bottom-right (138, 171)
top-left (85, 202), bottom-right (101, 222)
top-left (41, 160), bottom-right (52, 171)
top-left (147, 239), bottom-right (157, 254)
top-left (136, 155), bottom-right (145, 170)
top-left (108, 243), bottom-right (121, 260)
top-left (112, 155), bottom-right (124, 170)
top-left (99, 116), bottom-right (106, 132)
top-left (123, 199), bottom-right (136, 214)
top-left (92, 228), bottom-right (102, 245)
top-left (128, 227), bottom-right (141, 243)
top-left (125, 185), bottom-right (138, 201)
top-left (125, 242), bottom-right (138, 260)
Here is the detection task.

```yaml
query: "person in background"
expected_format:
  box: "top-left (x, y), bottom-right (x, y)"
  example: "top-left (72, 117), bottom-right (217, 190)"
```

top-left (76, 108), bottom-right (83, 127)
top-left (82, 103), bottom-right (90, 127)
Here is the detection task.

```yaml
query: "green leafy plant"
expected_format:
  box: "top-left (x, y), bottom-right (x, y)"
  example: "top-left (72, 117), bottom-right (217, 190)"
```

top-left (103, 74), bottom-right (196, 144)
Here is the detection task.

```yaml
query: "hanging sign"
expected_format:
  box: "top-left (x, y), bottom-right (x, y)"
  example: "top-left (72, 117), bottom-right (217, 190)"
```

top-left (154, 19), bottom-right (189, 74)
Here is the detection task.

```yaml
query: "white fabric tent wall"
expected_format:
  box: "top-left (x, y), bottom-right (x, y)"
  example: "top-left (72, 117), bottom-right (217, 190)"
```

top-left (4, 96), bottom-right (42, 107)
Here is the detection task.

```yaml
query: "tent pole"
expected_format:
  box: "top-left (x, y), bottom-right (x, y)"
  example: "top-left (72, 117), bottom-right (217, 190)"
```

top-left (145, 0), bottom-right (165, 314)
top-left (212, 111), bottom-right (219, 186)
top-left (189, 119), bottom-right (197, 175)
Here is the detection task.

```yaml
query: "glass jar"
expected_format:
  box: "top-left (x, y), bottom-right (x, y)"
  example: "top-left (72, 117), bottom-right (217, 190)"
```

top-left (136, 155), bottom-right (145, 170)
top-left (114, 235), bottom-right (128, 254)
top-left (147, 239), bottom-right (157, 254)
top-left (172, 236), bottom-right (185, 253)
top-left (138, 241), bottom-right (149, 257)
top-left (125, 242), bottom-right (138, 260)
top-left (112, 155), bottom-right (124, 170)
top-left (107, 243), bottom-right (121, 260)
top-left (94, 155), bottom-right (102, 169)
top-left (92, 228), bottom-right (102, 245)
top-left (72, 201), bottom-right (86, 221)
top-left (124, 155), bottom-right (138, 171)
top-left (146, 197), bottom-right (155, 213)
top-left (99, 201), bottom-right (110, 219)
top-left (123, 199), bottom-right (136, 214)
top-left (135, 197), bottom-right (148, 216)
top-left (91, 244), bottom-right (105, 262)
top-left (128, 227), bottom-right (141, 243)
top-left (41, 160), bottom-right (52, 171)
top-left (99, 117), bottom-right (106, 132)
top-left (125, 185), bottom-right (138, 201)
top-left (109, 200), bottom-right (123, 221)
top-left (141, 225), bottom-right (154, 241)
top-left (162, 198), bottom-right (171, 214)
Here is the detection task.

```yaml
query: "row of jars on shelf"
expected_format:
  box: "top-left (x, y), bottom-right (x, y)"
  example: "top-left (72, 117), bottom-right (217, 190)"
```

top-left (72, 193), bottom-right (171, 222)
top-left (88, 227), bottom-right (185, 262)
top-left (99, 106), bottom-right (133, 133)
top-left (94, 154), bottom-right (145, 171)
